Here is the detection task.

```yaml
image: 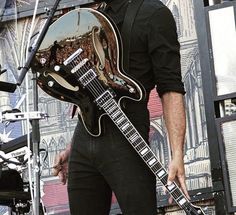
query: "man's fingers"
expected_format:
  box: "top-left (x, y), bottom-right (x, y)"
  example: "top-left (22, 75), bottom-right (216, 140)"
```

top-left (178, 176), bottom-right (190, 199)
top-left (52, 163), bottom-right (62, 176)
top-left (58, 170), bottom-right (67, 185)
top-left (52, 149), bottom-right (70, 185)
top-left (167, 166), bottom-right (176, 185)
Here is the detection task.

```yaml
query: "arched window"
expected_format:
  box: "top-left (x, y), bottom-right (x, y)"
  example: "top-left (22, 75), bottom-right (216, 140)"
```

top-left (40, 139), bottom-right (50, 177)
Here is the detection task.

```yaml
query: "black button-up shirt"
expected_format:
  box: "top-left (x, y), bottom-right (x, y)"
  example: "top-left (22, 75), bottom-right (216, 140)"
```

top-left (104, 0), bottom-right (185, 97)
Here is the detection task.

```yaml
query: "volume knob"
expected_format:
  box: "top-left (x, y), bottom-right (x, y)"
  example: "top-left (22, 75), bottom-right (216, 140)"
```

top-left (48, 81), bottom-right (54, 87)
top-left (54, 65), bottom-right (60, 72)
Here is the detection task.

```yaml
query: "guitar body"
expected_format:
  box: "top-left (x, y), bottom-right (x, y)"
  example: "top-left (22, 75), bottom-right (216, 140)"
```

top-left (32, 8), bottom-right (145, 136)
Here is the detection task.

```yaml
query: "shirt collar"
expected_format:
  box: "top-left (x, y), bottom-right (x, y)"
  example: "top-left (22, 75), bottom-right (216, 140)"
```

top-left (105, 0), bottom-right (128, 13)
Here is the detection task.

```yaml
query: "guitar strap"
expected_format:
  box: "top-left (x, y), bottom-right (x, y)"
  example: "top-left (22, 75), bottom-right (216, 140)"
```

top-left (121, 0), bottom-right (144, 72)
top-left (98, 0), bottom-right (144, 72)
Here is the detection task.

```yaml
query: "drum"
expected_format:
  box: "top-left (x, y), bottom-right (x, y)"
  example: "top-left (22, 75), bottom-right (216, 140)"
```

top-left (0, 169), bottom-right (31, 213)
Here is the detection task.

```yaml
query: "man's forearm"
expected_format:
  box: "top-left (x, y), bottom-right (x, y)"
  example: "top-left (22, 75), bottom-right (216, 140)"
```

top-left (161, 92), bottom-right (186, 159)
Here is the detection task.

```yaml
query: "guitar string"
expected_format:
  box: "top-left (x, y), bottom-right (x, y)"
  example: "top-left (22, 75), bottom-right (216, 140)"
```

top-left (76, 60), bottom-right (106, 98)
top-left (69, 54), bottom-right (104, 97)
top-left (77, 55), bottom-right (107, 95)
top-left (66, 54), bottom-right (201, 215)
top-left (71, 57), bottom-right (104, 97)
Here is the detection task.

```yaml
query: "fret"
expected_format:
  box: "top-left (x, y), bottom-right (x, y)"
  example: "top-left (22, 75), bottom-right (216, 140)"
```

top-left (121, 122), bottom-right (130, 131)
top-left (116, 116), bottom-right (125, 124)
top-left (110, 110), bottom-right (121, 119)
top-left (103, 98), bottom-right (112, 107)
top-left (123, 125), bottom-right (133, 135)
top-left (178, 197), bottom-right (187, 206)
top-left (172, 187), bottom-right (183, 200)
top-left (96, 90), bottom-right (113, 107)
top-left (103, 99), bottom-right (116, 109)
top-left (113, 111), bottom-right (124, 122)
top-left (156, 169), bottom-right (166, 179)
top-left (79, 68), bottom-right (96, 86)
top-left (140, 147), bottom-right (149, 155)
top-left (114, 113), bottom-right (125, 123)
top-left (160, 174), bottom-right (168, 185)
top-left (135, 140), bottom-right (146, 151)
top-left (166, 183), bottom-right (176, 192)
top-left (126, 129), bottom-right (136, 138)
top-left (130, 140), bottom-right (140, 148)
top-left (148, 158), bottom-right (157, 166)
top-left (142, 151), bottom-right (153, 161)
top-left (103, 101), bottom-right (114, 110)
top-left (129, 133), bottom-right (139, 143)
top-left (151, 162), bottom-right (162, 172)
top-left (126, 126), bottom-right (136, 137)
top-left (106, 104), bottom-right (118, 114)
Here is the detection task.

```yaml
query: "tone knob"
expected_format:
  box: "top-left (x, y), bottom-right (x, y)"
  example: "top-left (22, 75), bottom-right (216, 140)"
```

top-left (54, 65), bottom-right (60, 72)
top-left (48, 81), bottom-right (54, 87)
top-left (129, 87), bottom-right (135, 93)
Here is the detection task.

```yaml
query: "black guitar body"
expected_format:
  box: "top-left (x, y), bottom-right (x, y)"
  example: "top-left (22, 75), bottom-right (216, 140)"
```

top-left (32, 8), bottom-right (144, 136)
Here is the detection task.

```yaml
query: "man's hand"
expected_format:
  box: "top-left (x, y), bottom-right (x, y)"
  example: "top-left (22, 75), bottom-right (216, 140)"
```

top-left (167, 156), bottom-right (190, 204)
top-left (53, 144), bottom-right (71, 185)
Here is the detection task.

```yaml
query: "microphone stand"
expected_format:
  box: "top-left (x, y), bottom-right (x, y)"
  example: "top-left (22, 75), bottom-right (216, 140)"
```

top-left (16, 0), bottom-right (61, 214)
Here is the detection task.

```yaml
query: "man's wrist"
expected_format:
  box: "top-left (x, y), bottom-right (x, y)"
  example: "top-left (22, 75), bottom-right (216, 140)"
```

top-left (172, 148), bottom-right (184, 159)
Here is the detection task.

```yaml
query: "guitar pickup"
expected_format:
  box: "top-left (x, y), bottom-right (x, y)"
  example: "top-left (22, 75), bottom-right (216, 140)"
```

top-left (96, 90), bottom-right (114, 107)
top-left (71, 58), bottom-right (89, 74)
top-left (79, 69), bottom-right (97, 86)
top-left (63, 48), bottom-right (83, 66)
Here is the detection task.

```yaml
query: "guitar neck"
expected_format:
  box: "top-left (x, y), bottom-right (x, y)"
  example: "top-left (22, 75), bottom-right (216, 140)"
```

top-left (95, 90), bottom-right (205, 214)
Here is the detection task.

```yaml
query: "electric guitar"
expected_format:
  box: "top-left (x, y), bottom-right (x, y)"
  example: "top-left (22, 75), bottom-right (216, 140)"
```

top-left (33, 8), bottom-right (206, 214)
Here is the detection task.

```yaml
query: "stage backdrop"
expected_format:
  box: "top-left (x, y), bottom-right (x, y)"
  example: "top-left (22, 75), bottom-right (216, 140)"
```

top-left (0, 0), bottom-right (214, 214)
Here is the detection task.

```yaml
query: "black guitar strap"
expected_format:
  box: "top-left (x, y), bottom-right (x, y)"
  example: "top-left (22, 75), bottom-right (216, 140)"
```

top-left (97, 0), bottom-right (144, 72)
top-left (121, 0), bottom-right (144, 72)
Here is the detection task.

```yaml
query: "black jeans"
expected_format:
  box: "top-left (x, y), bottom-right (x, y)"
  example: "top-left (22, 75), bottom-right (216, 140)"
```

top-left (68, 116), bottom-right (156, 215)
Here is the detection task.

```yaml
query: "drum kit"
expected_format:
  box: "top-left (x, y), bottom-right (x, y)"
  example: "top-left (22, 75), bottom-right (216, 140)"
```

top-left (0, 104), bottom-right (48, 215)
top-left (0, 135), bottom-right (32, 215)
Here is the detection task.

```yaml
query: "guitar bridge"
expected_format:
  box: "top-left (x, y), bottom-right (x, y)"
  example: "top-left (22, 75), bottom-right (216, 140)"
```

top-left (63, 48), bottom-right (83, 66)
